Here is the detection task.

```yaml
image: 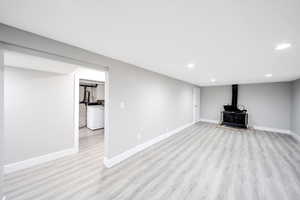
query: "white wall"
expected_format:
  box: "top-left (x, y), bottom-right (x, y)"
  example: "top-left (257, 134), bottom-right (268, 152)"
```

top-left (4, 67), bottom-right (74, 164)
top-left (200, 82), bottom-right (291, 130)
top-left (291, 79), bottom-right (300, 135)
top-left (200, 85), bottom-right (231, 122)
top-left (108, 64), bottom-right (194, 158)
top-left (0, 48), bottom-right (4, 199)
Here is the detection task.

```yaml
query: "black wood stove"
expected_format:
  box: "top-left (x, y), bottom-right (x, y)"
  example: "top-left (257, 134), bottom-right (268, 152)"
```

top-left (221, 85), bottom-right (248, 128)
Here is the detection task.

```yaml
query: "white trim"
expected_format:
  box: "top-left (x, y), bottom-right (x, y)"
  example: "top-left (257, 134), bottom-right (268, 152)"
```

top-left (193, 87), bottom-right (200, 123)
top-left (73, 72), bottom-right (80, 153)
top-left (199, 118), bottom-right (292, 135)
top-left (104, 71), bottom-right (109, 158)
top-left (199, 118), bottom-right (219, 124)
top-left (104, 122), bottom-right (194, 168)
top-left (4, 148), bottom-right (77, 174)
top-left (194, 119), bottom-right (202, 123)
top-left (291, 132), bottom-right (300, 143)
top-left (252, 126), bottom-right (292, 135)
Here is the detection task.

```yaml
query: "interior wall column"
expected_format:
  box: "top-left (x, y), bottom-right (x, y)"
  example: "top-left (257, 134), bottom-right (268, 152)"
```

top-left (0, 45), bottom-right (5, 199)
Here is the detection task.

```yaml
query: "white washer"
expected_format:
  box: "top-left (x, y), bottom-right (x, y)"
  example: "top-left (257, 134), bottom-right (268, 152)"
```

top-left (87, 105), bottom-right (104, 130)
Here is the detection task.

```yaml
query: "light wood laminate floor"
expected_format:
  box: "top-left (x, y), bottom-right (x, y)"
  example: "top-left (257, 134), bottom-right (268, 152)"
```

top-left (79, 127), bottom-right (104, 138)
top-left (4, 122), bottom-right (300, 200)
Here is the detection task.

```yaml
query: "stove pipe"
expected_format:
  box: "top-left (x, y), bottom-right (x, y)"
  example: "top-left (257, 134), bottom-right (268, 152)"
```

top-left (231, 84), bottom-right (238, 110)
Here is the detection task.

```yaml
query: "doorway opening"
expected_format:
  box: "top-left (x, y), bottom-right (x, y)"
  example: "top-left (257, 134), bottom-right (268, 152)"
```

top-left (73, 67), bottom-right (107, 158)
top-left (79, 80), bottom-right (105, 138)
top-left (75, 72), bottom-right (107, 158)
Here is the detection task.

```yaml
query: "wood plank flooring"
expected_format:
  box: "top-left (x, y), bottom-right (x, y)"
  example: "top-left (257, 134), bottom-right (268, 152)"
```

top-left (3, 122), bottom-right (300, 200)
top-left (79, 127), bottom-right (104, 138)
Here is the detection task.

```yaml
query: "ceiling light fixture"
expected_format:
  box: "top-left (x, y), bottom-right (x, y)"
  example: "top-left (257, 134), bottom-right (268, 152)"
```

top-left (186, 63), bottom-right (195, 70)
top-left (265, 74), bottom-right (273, 78)
top-left (275, 43), bottom-right (291, 50)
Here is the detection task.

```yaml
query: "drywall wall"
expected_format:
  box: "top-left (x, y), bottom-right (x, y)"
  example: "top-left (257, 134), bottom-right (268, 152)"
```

top-left (0, 23), bottom-right (108, 71)
top-left (0, 48), bottom-right (4, 199)
top-left (200, 85), bottom-right (231, 122)
top-left (291, 79), bottom-right (300, 135)
top-left (0, 24), bottom-right (195, 160)
top-left (108, 64), bottom-right (193, 158)
top-left (200, 82), bottom-right (291, 130)
top-left (4, 67), bottom-right (74, 164)
top-left (96, 84), bottom-right (105, 100)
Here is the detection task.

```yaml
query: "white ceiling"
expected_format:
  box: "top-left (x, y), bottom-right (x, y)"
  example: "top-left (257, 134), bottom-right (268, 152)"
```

top-left (0, 0), bottom-right (299, 86)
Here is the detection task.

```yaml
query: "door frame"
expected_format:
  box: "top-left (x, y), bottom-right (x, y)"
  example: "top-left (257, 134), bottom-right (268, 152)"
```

top-left (193, 87), bottom-right (201, 123)
top-left (0, 46), bottom-right (4, 199)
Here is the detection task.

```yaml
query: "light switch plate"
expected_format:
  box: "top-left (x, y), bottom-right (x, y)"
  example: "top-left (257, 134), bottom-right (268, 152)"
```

top-left (120, 101), bottom-right (125, 109)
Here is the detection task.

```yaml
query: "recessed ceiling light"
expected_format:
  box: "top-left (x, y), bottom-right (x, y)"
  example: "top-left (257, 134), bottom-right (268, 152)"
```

top-left (186, 63), bottom-right (195, 69)
top-left (275, 43), bottom-right (291, 50)
top-left (265, 74), bottom-right (273, 78)
top-left (211, 78), bottom-right (216, 82)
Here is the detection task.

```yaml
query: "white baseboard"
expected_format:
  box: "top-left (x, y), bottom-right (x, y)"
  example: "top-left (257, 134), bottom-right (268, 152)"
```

top-left (104, 122), bottom-right (195, 168)
top-left (291, 132), bottom-right (300, 143)
top-left (199, 118), bottom-right (219, 124)
top-left (4, 147), bottom-right (78, 174)
top-left (252, 126), bottom-right (292, 135)
top-left (199, 118), bottom-right (292, 135)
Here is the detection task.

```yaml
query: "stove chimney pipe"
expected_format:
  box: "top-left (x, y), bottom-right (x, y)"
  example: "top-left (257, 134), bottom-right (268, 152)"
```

top-left (232, 84), bottom-right (238, 110)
